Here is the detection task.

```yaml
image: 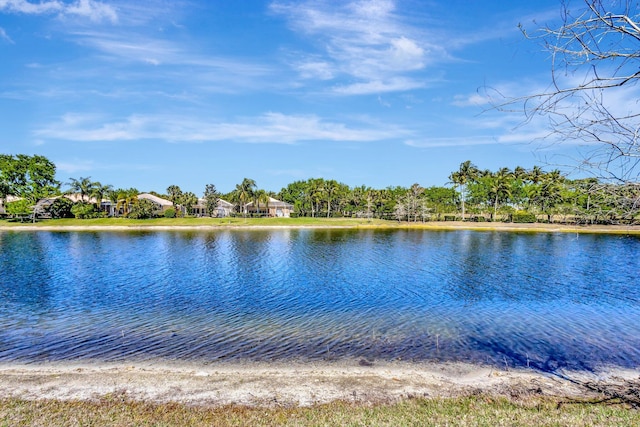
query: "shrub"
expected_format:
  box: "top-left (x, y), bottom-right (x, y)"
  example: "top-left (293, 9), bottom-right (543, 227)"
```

top-left (164, 208), bottom-right (176, 218)
top-left (512, 212), bottom-right (537, 223)
top-left (70, 202), bottom-right (98, 219)
top-left (129, 199), bottom-right (156, 219)
top-left (47, 197), bottom-right (74, 218)
top-left (6, 199), bottom-right (32, 216)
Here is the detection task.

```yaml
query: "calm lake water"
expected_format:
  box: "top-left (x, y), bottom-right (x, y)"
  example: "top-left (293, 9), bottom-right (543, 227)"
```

top-left (1, 229), bottom-right (639, 372)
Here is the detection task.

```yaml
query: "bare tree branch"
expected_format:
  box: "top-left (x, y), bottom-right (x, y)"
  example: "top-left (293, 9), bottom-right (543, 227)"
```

top-left (495, 0), bottom-right (640, 183)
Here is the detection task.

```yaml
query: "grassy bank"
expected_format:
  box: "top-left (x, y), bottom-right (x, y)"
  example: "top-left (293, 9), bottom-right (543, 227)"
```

top-left (2, 396), bottom-right (638, 426)
top-left (0, 216), bottom-right (387, 228)
top-left (1, 216), bottom-right (640, 234)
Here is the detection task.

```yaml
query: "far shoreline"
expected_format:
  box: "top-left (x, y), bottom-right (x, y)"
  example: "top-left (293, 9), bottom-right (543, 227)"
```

top-left (1, 219), bottom-right (640, 235)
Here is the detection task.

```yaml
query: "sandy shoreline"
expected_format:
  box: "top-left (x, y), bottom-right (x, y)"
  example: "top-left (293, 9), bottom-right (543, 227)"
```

top-left (1, 221), bottom-right (639, 234)
top-left (1, 360), bottom-right (638, 407)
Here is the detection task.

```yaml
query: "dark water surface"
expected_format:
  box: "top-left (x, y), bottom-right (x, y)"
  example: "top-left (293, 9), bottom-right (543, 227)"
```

top-left (1, 229), bottom-right (639, 372)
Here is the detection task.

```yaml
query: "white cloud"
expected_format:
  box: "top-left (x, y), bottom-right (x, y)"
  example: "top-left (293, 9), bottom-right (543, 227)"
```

top-left (66, 0), bottom-right (117, 23)
top-left (452, 93), bottom-right (491, 107)
top-left (0, 0), bottom-right (117, 23)
top-left (405, 136), bottom-right (499, 148)
top-left (388, 37), bottom-right (424, 70)
top-left (0, 0), bottom-right (63, 14)
top-left (295, 60), bottom-right (334, 80)
top-left (405, 128), bottom-right (554, 148)
top-left (332, 77), bottom-right (425, 95)
top-left (55, 159), bottom-right (95, 173)
top-left (0, 27), bottom-right (14, 43)
top-left (35, 112), bottom-right (408, 144)
top-left (67, 31), bottom-right (274, 91)
top-left (271, 0), bottom-right (436, 94)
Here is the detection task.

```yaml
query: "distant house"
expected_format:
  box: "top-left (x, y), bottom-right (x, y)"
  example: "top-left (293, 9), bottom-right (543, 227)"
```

top-left (29, 194), bottom-right (112, 217)
top-left (137, 193), bottom-right (174, 215)
top-left (191, 198), bottom-right (234, 217)
top-left (64, 193), bottom-right (113, 215)
top-left (245, 197), bottom-right (294, 217)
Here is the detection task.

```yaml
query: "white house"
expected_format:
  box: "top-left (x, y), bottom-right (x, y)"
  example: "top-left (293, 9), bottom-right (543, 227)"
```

top-left (244, 197), bottom-right (294, 217)
top-left (191, 198), bottom-right (234, 217)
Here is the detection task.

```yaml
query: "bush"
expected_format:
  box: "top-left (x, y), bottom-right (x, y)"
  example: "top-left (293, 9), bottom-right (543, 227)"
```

top-left (129, 199), bottom-right (156, 219)
top-left (47, 197), bottom-right (74, 218)
top-left (512, 212), bottom-right (537, 223)
top-left (6, 199), bottom-right (32, 216)
top-left (164, 208), bottom-right (176, 218)
top-left (444, 215), bottom-right (457, 221)
top-left (70, 202), bottom-right (97, 219)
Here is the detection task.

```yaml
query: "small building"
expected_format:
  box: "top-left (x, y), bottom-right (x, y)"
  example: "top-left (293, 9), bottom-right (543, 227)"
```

top-left (191, 198), bottom-right (234, 217)
top-left (137, 193), bottom-right (175, 215)
top-left (245, 197), bottom-right (294, 217)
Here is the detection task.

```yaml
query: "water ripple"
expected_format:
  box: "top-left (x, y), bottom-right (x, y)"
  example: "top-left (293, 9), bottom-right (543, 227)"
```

top-left (1, 229), bottom-right (640, 371)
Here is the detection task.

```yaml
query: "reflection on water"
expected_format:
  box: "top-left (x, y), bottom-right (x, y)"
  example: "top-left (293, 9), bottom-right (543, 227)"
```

top-left (1, 229), bottom-right (639, 371)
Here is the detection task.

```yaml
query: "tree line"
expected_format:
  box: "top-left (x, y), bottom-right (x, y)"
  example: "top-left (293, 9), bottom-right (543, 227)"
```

top-left (1, 153), bottom-right (639, 223)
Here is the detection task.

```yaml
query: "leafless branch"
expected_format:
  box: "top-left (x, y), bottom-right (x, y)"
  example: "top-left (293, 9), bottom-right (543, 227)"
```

top-left (494, 0), bottom-right (640, 183)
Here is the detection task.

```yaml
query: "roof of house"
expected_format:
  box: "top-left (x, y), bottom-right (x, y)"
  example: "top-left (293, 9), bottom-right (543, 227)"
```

top-left (0, 195), bottom-right (22, 205)
top-left (245, 197), bottom-right (293, 208)
top-left (64, 193), bottom-right (100, 204)
top-left (138, 193), bottom-right (173, 206)
top-left (195, 198), bottom-right (234, 208)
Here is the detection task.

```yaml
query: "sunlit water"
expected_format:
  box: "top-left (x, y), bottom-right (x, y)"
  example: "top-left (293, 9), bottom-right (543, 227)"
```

top-left (1, 229), bottom-right (639, 372)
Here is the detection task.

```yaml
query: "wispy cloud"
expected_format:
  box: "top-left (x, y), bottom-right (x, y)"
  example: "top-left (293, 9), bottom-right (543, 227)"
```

top-left (35, 112), bottom-right (408, 144)
top-left (405, 136), bottom-right (500, 148)
top-left (56, 158), bottom-right (153, 174)
top-left (55, 159), bottom-right (95, 173)
top-left (332, 77), bottom-right (426, 95)
top-left (405, 128), bottom-right (555, 148)
top-left (0, 0), bottom-right (118, 23)
top-left (271, 0), bottom-right (440, 94)
top-left (0, 27), bottom-right (14, 43)
top-left (64, 30), bottom-right (275, 92)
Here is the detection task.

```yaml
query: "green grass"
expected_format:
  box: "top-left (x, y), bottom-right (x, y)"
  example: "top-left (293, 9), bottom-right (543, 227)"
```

top-left (1, 396), bottom-right (638, 426)
top-left (1, 216), bottom-right (639, 235)
top-left (0, 216), bottom-right (397, 228)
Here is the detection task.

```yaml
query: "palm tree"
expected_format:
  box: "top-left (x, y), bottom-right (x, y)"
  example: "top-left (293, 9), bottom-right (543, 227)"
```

top-left (488, 168), bottom-right (513, 219)
top-left (528, 166), bottom-right (544, 185)
top-left (253, 189), bottom-right (270, 216)
top-left (449, 161), bottom-right (478, 221)
top-left (66, 176), bottom-right (95, 202)
top-left (307, 178), bottom-right (324, 217)
top-left (513, 166), bottom-right (528, 181)
top-left (181, 191), bottom-right (198, 215)
top-left (166, 185), bottom-right (182, 207)
top-left (231, 178), bottom-right (256, 217)
top-left (323, 179), bottom-right (339, 218)
top-left (539, 170), bottom-right (565, 221)
top-left (90, 182), bottom-right (113, 214)
top-left (112, 188), bottom-right (139, 217)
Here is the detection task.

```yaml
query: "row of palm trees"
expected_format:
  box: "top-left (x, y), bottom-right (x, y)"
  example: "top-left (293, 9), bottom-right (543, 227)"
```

top-left (59, 166), bottom-right (640, 223)
top-left (449, 161), bottom-right (640, 222)
top-left (226, 178), bottom-right (272, 217)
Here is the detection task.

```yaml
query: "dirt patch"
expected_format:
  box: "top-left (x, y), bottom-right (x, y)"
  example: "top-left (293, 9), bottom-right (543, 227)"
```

top-left (2, 360), bottom-right (637, 407)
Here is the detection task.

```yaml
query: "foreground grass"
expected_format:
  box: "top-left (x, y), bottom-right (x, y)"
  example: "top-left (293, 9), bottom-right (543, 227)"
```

top-left (1, 396), bottom-right (638, 426)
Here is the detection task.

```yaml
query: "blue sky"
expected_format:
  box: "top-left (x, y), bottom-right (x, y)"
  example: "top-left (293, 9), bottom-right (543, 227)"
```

top-left (1, 0), bottom-right (581, 194)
